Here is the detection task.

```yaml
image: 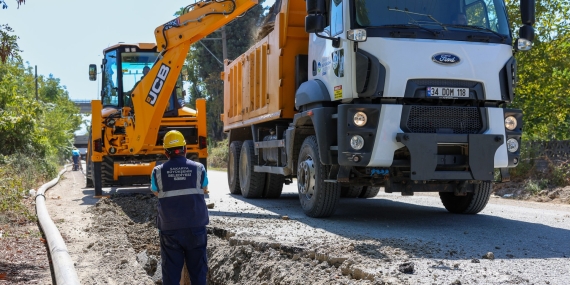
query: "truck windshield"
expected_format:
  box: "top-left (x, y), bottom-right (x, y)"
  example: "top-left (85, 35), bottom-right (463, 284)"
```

top-left (355, 0), bottom-right (510, 37)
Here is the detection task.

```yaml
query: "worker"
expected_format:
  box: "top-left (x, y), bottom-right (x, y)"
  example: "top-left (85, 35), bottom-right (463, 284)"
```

top-left (71, 147), bottom-right (81, 171)
top-left (150, 130), bottom-right (209, 285)
top-left (125, 65), bottom-right (151, 107)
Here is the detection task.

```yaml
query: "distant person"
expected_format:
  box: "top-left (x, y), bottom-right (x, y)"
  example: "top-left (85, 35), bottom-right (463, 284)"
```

top-left (71, 147), bottom-right (81, 171)
top-left (150, 130), bottom-right (209, 285)
top-left (453, 13), bottom-right (468, 25)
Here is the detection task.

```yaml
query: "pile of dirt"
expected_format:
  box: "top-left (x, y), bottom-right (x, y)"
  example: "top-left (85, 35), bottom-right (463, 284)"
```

top-left (86, 194), bottom-right (417, 284)
top-left (493, 183), bottom-right (570, 204)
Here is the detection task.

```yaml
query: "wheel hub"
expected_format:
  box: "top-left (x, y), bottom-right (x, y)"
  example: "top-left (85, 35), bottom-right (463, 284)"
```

top-left (297, 158), bottom-right (315, 196)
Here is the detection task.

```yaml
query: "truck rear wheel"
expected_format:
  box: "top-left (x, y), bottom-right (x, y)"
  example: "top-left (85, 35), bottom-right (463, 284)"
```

top-left (239, 140), bottom-right (265, 198)
top-left (227, 141), bottom-right (243, 195)
top-left (439, 181), bottom-right (492, 214)
top-left (359, 186), bottom-right (381, 199)
top-left (263, 173), bottom-right (284, 198)
top-left (297, 136), bottom-right (340, 218)
top-left (340, 185), bottom-right (362, 198)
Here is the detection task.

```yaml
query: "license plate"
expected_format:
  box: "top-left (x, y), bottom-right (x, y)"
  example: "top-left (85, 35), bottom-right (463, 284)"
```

top-left (427, 87), bottom-right (469, 98)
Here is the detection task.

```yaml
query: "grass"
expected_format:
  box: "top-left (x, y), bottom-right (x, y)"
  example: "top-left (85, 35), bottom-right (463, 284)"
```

top-left (0, 152), bottom-right (59, 224)
top-left (208, 138), bottom-right (229, 170)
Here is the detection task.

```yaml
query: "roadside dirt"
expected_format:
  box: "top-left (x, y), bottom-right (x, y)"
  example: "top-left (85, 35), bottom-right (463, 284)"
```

top-left (1, 166), bottom-right (569, 284)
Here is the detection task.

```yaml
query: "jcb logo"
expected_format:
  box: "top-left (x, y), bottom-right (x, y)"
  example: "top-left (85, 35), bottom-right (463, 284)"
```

top-left (145, 64), bottom-right (171, 106)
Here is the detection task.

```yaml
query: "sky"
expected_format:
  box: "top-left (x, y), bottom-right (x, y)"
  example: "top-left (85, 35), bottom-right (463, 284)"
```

top-left (1, 0), bottom-right (274, 101)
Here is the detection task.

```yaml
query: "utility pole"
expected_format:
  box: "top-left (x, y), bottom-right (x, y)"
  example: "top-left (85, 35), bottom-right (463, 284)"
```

top-left (221, 26), bottom-right (228, 64)
top-left (35, 65), bottom-right (38, 100)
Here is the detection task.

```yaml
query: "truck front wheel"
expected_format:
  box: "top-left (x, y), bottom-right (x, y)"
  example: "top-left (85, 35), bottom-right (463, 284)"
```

top-left (339, 185), bottom-right (362, 198)
top-left (297, 136), bottom-right (340, 218)
top-left (359, 186), bottom-right (381, 199)
top-left (439, 181), bottom-right (493, 214)
top-left (227, 141), bottom-right (243, 195)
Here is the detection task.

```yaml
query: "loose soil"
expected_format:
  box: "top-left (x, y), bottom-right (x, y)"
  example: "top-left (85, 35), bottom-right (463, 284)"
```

top-left (1, 167), bottom-right (569, 284)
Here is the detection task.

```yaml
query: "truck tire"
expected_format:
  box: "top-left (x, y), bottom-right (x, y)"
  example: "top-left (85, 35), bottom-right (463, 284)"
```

top-left (359, 186), bottom-right (381, 198)
top-left (340, 185), bottom-right (362, 198)
top-left (263, 173), bottom-right (284, 198)
top-left (239, 140), bottom-right (266, 198)
top-left (297, 136), bottom-right (340, 218)
top-left (439, 181), bottom-right (492, 214)
top-left (227, 141), bottom-right (243, 195)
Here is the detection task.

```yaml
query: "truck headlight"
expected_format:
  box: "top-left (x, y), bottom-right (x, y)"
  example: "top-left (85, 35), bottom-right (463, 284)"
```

top-left (506, 138), bottom-right (519, 153)
top-left (350, 135), bottom-right (364, 150)
top-left (353, 112), bottom-right (367, 127)
top-left (505, 116), bottom-right (517, 130)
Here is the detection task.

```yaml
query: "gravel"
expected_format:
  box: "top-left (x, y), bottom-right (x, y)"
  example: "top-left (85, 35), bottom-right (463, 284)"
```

top-left (1, 167), bottom-right (570, 284)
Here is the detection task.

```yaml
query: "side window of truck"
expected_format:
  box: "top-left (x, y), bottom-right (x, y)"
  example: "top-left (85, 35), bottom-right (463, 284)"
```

top-left (465, 0), bottom-right (490, 30)
top-left (330, 0), bottom-right (343, 36)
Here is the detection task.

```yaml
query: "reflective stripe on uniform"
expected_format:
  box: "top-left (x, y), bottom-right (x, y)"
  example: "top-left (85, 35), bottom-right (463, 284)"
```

top-left (156, 166), bottom-right (164, 193)
top-left (196, 165), bottom-right (202, 188)
top-left (158, 188), bottom-right (203, 198)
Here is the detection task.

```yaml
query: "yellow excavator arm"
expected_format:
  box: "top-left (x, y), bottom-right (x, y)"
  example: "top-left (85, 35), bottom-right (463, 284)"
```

top-left (126, 0), bottom-right (258, 154)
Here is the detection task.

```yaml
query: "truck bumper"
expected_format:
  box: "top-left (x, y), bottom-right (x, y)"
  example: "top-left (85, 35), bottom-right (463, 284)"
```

top-left (395, 133), bottom-right (503, 181)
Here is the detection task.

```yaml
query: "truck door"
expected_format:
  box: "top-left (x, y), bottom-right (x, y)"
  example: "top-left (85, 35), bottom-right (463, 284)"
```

top-left (308, 0), bottom-right (353, 102)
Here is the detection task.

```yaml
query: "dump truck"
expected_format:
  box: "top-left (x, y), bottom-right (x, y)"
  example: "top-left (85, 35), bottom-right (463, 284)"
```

top-left (86, 0), bottom-right (258, 196)
top-left (223, 0), bottom-right (535, 217)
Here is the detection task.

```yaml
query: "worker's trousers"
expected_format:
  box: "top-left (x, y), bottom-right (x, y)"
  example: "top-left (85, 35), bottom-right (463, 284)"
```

top-left (160, 226), bottom-right (208, 285)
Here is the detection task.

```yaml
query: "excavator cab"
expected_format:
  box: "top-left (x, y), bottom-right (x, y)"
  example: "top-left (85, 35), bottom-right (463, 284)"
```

top-left (95, 43), bottom-right (184, 115)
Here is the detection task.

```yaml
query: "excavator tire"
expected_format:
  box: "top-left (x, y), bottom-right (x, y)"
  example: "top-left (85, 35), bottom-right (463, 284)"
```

top-left (101, 156), bottom-right (115, 187)
top-left (85, 132), bottom-right (94, 188)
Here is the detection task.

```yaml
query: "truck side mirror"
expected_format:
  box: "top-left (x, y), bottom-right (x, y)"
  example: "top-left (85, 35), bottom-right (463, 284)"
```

top-left (306, 0), bottom-right (326, 14)
top-left (89, 64), bottom-right (97, 81)
top-left (305, 14), bottom-right (326, 34)
top-left (520, 0), bottom-right (535, 25)
top-left (515, 24), bottom-right (535, 51)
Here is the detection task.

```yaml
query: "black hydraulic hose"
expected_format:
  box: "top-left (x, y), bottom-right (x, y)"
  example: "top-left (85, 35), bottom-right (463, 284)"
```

top-left (161, 0), bottom-right (236, 51)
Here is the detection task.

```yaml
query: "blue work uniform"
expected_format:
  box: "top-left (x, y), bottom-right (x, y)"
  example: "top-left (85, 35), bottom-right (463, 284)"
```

top-left (150, 156), bottom-right (209, 285)
top-left (71, 149), bottom-right (80, 165)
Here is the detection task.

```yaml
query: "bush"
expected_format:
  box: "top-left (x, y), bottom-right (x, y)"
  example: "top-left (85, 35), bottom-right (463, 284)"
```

top-left (208, 138), bottom-right (228, 170)
top-left (0, 152), bottom-right (57, 223)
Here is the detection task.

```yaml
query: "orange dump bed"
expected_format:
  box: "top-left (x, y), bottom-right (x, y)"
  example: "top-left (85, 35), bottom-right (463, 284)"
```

top-left (222, 0), bottom-right (308, 131)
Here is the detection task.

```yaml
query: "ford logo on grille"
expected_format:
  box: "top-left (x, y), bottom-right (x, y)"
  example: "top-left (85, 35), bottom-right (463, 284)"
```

top-left (432, 53), bottom-right (460, 65)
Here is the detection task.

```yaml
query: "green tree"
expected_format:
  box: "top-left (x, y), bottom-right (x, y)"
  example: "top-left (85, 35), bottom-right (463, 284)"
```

top-left (183, 2), bottom-right (267, 141)
top-left (0, 24), bottom-right (81, 161)
top-left (0, 24), bottom-right (20, 64)
top-left (506, 0), bottom-right (570, 140)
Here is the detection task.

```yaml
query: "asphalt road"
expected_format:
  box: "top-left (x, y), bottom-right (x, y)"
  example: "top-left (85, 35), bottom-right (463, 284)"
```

top-left (202, 170), bottom-right (570, 284)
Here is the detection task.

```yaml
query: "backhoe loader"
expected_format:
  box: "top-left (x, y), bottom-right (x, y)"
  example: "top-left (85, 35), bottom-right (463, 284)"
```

top-left (87, 0), bottom-right (258, 196)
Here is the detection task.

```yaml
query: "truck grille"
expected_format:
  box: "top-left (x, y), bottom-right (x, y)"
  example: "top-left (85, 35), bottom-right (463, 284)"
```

top-left (406, 106), bottom-right (483, 134)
